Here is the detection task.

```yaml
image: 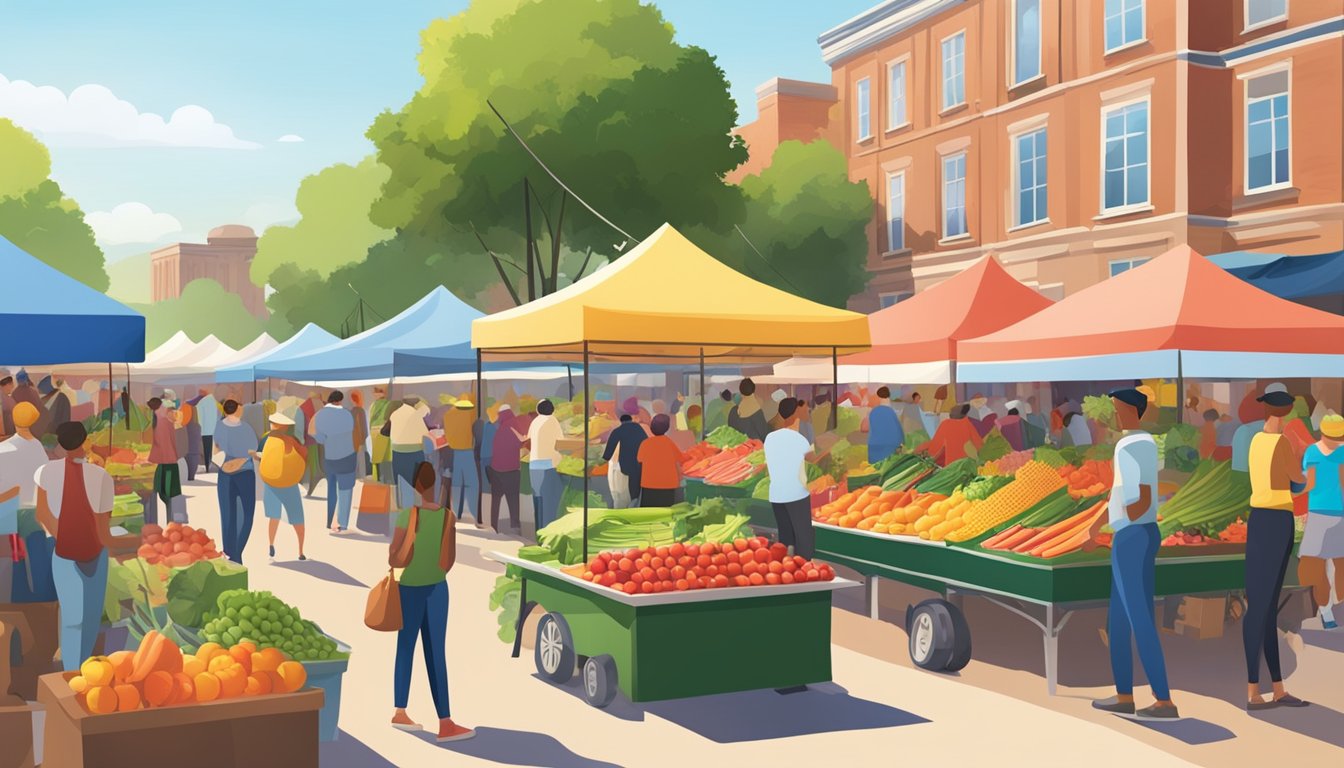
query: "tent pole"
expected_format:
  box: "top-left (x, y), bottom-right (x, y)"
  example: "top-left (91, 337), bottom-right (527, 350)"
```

top-left (831, 346), bottom-right (839, 432)
top-left (476, 348), bottom-right (484, 521)
top-left (108, 363), bottom-right (114, 455)
top-left (699, 348), bottom-right (706, 440)
top-left (566, 365), bottom-right (574, 400)
top-left (582, 342), bottom-right (591, 564)
top-left (1176, 351), bottom-right (1184, 425)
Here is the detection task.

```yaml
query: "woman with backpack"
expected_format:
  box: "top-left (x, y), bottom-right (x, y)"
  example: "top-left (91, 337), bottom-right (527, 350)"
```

top-left (252, 412), bottom-right (309, 560)
top-left (388, 462), bottom-right (473, 742)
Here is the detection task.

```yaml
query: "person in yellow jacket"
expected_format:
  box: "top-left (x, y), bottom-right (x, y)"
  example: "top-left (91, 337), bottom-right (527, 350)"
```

top-left (251, 412), bottom-right (309, 561)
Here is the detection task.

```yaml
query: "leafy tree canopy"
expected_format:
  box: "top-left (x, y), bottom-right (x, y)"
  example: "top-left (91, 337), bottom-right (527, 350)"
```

top-left (134, 278), bottom-right (265, 349)
top-left (0, 119), bottom-right (109, 292)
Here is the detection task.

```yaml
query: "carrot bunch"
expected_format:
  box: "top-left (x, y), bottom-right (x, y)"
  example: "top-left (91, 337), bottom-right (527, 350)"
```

top-left (981, 499), bottom-right (1107, 558)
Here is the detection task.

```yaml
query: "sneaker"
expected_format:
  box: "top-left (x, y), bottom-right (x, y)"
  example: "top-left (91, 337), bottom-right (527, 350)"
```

top-left (298, 554), bottom-right (308, 561)
top-left (1321, 605), bottom-right (1338, 630)
top-left (1091, 696), bottom-right (1135, 715)
top-left (269, 545), bottom-right (276, 558)
top-left (436, 721), bottom-right (476, 742)
top-left (1136, 703), bottom-right (1180, 720)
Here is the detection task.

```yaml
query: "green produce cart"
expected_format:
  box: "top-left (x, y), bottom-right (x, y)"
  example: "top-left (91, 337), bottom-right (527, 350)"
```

top-left (812, 523), bottom-right (1305, 694)
top-left (489, 552), bottom-right (857, 708)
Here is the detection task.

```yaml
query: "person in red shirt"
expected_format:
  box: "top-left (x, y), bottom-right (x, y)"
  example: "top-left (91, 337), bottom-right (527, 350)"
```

top-left (917, 404), bottom-right (983, 466)
top-left (637, 414), bottom-right (683, 507)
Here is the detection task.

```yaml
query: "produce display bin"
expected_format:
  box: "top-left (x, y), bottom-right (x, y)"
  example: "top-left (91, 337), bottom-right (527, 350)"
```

top-left (811, 522), bottom-right (1300, 694)
top-left (300, 638), bottom-right (351, 742)
top-left (37, 672), bottom-right (323, 768)
top-left (490, 552), bottom-right (856, 707)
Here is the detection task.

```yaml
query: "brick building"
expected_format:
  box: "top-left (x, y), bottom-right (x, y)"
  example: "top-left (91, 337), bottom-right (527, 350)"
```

top-left (735, 0), bottom-right (1344, 312)
top-left (150, 224), bottom-right (267, 317)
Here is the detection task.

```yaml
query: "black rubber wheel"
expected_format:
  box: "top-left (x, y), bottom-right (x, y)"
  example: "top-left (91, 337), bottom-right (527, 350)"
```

top-left (907, 598), bottom-right (966, 672)
top-left (581, 654), bottom-right (618, 708)
top-left (944, 601), bottom-right (973, 671)
top-left (534, 612), bottom-right (576, 683)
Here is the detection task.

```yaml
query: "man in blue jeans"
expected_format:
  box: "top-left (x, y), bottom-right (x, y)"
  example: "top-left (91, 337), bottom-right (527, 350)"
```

top-left (313, 391), bottom-right (357, 533)
top-left (212, 399), bottom-right (258, 563)
top-left (1088, 388), bottom-right (1179, 720)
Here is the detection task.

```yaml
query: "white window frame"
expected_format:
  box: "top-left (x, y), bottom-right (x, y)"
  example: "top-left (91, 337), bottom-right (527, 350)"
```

top-left (887, 57), bottom-right (909, 131)
top-left (1012, 127), bottom-right (1049, 229)
top-left (1011, 0), bottom-right (1043, 87)
top-left (856, 77), bottom-right (872, 142)
top-left (1109, 257), bottom-right (1150, 277)
top-left (940, 31), bottom-right (966, 112)
top-left (1241, 64), bottom-right (1292, 194)
top-left (886, 170), bottom-right (906, 251)
top-left (1099, 97), bottom-right (1151, 215)
top-left (1244, 0), bottom-right (1288, 33)
top-left (1103, 0), bottom-right (1146, 55)
top-left (941, 151), bottom-right (968, 240)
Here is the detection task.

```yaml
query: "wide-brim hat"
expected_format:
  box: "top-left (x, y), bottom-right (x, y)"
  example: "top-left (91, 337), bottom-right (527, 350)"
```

top-left (268, 413), bottom-right (296, 426)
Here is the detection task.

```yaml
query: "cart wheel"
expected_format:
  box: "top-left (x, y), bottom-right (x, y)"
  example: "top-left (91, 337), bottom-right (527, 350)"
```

top-left (908, 599), bottom-right (967, 672)
top-left (535, 613), bottom-right (576, 683)
top-left (945, 601), bottom-right (973, 672)
top-left (581, 654), bottom-right (618, 708)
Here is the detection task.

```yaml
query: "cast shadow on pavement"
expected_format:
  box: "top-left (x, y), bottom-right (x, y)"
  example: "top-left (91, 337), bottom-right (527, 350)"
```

top-left (1252, 702), bottom-right (1344, 750)
top-left (419, 726), bottom-right (624, 768)
top-left (272, 559), bottom-right (368, 588)
top-left (318, 730), bottom-right (398, 768)
top-left (531, 673), bottom-right (647, 723)
top-left (1120, 716), bottom-right (1237, 745)
top-left (1300, 627), bottom-right (1344, 654)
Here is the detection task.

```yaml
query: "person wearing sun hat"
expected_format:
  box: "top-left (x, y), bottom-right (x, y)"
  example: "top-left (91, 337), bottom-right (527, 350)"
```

top-left (253, 411), bottom-right (309, 561)
top-left (1242, 386), bottom-right (1309, 710)
top-left (1298, 412), bottom-right (1344, 631)
top-left (1090, 388), bottom-right (1178, 721)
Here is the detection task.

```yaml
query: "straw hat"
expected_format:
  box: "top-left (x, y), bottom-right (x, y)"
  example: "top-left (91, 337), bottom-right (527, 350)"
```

top-left (269, 412), bottom-right (295, 426)
top-left (1321, 413), bottom-right (1344, 439)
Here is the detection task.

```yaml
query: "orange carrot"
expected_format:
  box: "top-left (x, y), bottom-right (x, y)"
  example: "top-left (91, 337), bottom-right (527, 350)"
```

top-left (1029, 504), bottom-right (1107, 557)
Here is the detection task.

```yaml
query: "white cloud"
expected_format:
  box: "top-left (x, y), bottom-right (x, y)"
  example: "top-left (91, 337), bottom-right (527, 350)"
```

top-left (0, 73), bottom-right (261, 149)
top-left (86, 202), bottom-right (183, 245)
top-left (276, 134), bottom-right (304, 143)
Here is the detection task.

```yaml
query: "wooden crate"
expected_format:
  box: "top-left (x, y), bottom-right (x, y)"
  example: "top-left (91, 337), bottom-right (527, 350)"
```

top-left (37, 673), bottom-right (322, 768)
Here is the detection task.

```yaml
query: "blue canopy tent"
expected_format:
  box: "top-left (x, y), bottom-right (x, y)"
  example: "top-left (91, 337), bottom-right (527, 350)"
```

top-left (1228, 250), bottom-right (1344, 314)
top-left (257, 286), bottom-right (483, 382)
top-left (1, 236), bottom-right (145, 365)
top-left (215, 323), bottom-right (340, 384)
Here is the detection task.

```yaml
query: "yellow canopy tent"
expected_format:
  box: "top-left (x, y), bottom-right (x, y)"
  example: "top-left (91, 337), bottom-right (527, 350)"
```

top-left (470, 223), bottom-right (871, 560)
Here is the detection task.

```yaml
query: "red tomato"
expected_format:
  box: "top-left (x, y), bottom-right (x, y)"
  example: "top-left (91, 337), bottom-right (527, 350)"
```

top-left (818, 566), bottom-right (834, 581)
top-left (690, 565), bottom-right (705, 579)
top-left (678, 556), bottom-right (694, 569)
top-left (623, 581), bottom-right (639, 594)
top-left (753, 549), bottom-right (771, 564)
top-left (765, 573), bottom-right (781, 585)
top-left (794, 569), bottom-right (810, 583)
top-left (650, 556), bottom-right (664, 570)
top-left (687, 578), bottom-right (701, 590)
top-left (671, 565), bottom-right (687, 580)
top-left (618, 557), bottom-right (634, 572)
top-left (675, 579), bottom-right (689, 591)
top-left (655, 566), bottom-right (671, 581)
top-left (591, 559), bottom-right (608, 574)
top-left (600, 551), bottom-right (614, 562)
top-left (640, 566), bottom-right (655, 580)
top-left (661, 580), bottom-right (675, 592)
top-left (734, 575), bottom-right (751, 587)
top-left (712, 554), bottom-right (727, 567)
top-left (805, 569), bottom-right (820, 581)
top-left (655, 546), bottom-right (670, 559)
top-left (713, 575), bottom-right (730, 588)
top-left (641, 581), bottom-right (655, 594)
top-left (582, 571), bottom-right (594, 581)
top-left (700, 577), bottom-right (714, 589)
top-left (600, 572), bottom-right (617, 587)
top-left (669, 543), bottom-right (685, 558)
top-left (768, 561), bottom-right (783, 575)
top-left (747, 537), bottom-right (763, 550)
top-left (770, 543), bottom-right (789, 561)
top-left (734, 539), bottom-right (750, 552)
top-left (726, 562), bottom-right (743, 578)
top-left (696, 554), bottom-right (712, 569)
top-left (742, 561), bottom-right (758, 576)
top-left (685, 544), bottom-right (701, 557)
top-left (631, 572), bottom-right (645, 585)
top-left (726, 550), bottom-right (740, 565)
top-left (625, 548), bottom-right (642, 560)
top-left (749, 573), bottom-right (765, 586)
top-left (781, 571), bottom-right (795, 584)
top-left (701, 542), bottom-right (719, 555)
top-left (782, 559), bottom-right (797, 573)
top-left (793, 556), bottom-right (807, 568)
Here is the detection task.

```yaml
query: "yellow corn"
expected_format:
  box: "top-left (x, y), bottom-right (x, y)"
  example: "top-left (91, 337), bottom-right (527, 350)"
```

top-left (946, 461), bottom-right (1067, 542)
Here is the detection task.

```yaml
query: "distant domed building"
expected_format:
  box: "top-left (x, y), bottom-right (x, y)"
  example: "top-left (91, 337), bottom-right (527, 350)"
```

top-left (150, 224), bottom-right (266, 317)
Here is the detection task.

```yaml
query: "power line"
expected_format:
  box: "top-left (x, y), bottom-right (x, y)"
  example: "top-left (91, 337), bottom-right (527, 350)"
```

top-left (734, 224), bottom-right (807, 297)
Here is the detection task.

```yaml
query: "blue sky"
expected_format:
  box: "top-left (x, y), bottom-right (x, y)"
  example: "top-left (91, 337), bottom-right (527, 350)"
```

top-left (0, 0), bottom-right (873, 263)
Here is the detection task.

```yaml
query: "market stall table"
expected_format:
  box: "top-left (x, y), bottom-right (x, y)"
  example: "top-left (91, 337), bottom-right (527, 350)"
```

top-left (490, 552), bottom-right (857, 707)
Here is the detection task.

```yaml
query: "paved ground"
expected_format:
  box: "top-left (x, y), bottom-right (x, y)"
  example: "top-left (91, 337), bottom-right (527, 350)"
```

top-left (167, 473), bottom-right (1341, 768)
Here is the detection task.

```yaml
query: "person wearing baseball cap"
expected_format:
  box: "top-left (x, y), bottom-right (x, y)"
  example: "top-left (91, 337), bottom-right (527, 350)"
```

top-left (1242, 386), bottom-right (1309, 709)
top-left (1298, 413), bottom-right (1344, 631)
top-left (443, 397), bottom-right (483, 527)
top-left (1090, 388), bottom-right (1179, 720)
top-left (1232, 383), bottom-right (1287, 472)
top-left (866, 386), bottom-right (904, 465)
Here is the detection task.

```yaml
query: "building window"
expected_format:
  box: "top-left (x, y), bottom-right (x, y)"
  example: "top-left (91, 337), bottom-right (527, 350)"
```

top-left (1109, 257), bottom-right (1149, 277)
top-left (1245, 70), bottom-right (1290, 192)
top-left (1102, 100), bottom-right (1149, 211)
top-left (942, 152), bottom-right (968, 238)
top-left (1104, 0), bottom-right (1144, 52)
top-left (886, 171), bottom-right (905, 250)
top-left (855, 78), bottom-right (872, 141)
top-left (941, 32), bottom-right (965, 110)
top-left (879, 292), bottom-right (912, 308)
top-left (1014, 128), bottom-right (1048, 227)
top-left (888, 60), bottom-right (907, 129)
top-left (1245, 0), bottom-right (1287, 31)
top-left (1013, 0), bottom-right (1042, 85)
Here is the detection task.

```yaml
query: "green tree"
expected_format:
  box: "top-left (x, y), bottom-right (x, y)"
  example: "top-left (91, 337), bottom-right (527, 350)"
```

top-left (0, 119), bottom-right (109, 291)
top-left (716, 140), bottom-right (871, 308)
top-left (363, 0), bottom-right (747, 304)
top-left (250, 156), bottom-right (392, 286)
top-left (134, 279), bottom-right (265, 349)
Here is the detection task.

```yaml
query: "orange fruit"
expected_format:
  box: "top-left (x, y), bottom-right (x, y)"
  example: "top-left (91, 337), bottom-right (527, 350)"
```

top-left (182, 654), bottom-right (206, 677)
top-left (252, 648), bottom-right (286, 674)
top-left (68, 675), bottom-right (89, 694)
top-left (228, 646), bottom-right (253, 673)
top-left (276, 661), bottom-right (307, 693)
top-left (195, 642), bottom-right (224, 665)
top-left (236, 640), bottom-right (257, 654)
top-left (107, 651), bottom-right (135, 682)
top-left (208, 654), bottom-right (235, 674)
top-left (86, 686), bottom-right (118, 714)
top-left (218, 668), bottom-right (247, 698)
top-left (80, 657), bottom-right (114, 688)
top-left (194, 672), bottom-right (221, 702)
top-left (172, 672), bottom-right (195, 705)
top-left (143, 670), bottom-right (175, 707)
top-left (245, 673), bottom-right (273, 696)
top-left (113, 683), bottom-right (142, 712)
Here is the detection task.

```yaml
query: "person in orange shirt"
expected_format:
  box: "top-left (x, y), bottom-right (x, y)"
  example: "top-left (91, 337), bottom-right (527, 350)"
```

top-left (636, 414), bottom-right (683, 507)
top-left (917, 404), bottom-right (982, 466)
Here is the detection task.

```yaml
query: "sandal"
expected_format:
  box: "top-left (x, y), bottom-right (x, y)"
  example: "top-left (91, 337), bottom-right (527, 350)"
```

top-left (1274, 694), bottom-right (1309, 707)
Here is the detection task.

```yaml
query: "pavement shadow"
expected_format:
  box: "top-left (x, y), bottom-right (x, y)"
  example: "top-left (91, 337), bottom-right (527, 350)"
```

top-left (335, 531), bottom-right (392, 544)
top-left (319, 730), bottom-right (398, 768)
top-left (643, 683), bottom-right (928, 743)
top-left (530, 673), bottom-right (646, 723)
top-left (417, 726), bottom-right (624, 768)
top-left (1252, 701), bottom-right (1344, 750)
top-left (272, 559), bottom-right (367, 588)
top-left (1120, 716), bottom-right (1238, 745)
top-left (1300, 627), bottom-right (1344, 653)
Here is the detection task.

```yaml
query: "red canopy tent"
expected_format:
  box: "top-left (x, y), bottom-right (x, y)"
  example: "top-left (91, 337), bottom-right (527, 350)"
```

top-left (958, 245), bottom-right (1344, 383)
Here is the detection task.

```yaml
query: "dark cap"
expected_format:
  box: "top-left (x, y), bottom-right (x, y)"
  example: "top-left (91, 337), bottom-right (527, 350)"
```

top-left (1256, 390), bottom-right (1294, 407)
top-left (1108, 388), bottom-right (1148, 416)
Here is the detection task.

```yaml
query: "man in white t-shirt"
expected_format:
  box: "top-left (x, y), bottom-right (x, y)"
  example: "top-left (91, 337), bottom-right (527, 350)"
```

top-left (0, 402), bottom-right (48, 537)
top-left (765, 398), bottom-right (815, 558)
top-left (526, 399), bottom-right (564, 533)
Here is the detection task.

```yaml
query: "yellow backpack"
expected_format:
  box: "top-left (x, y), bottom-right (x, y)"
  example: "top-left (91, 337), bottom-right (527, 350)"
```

top-left (259, 436), bottom-right (306, 488)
